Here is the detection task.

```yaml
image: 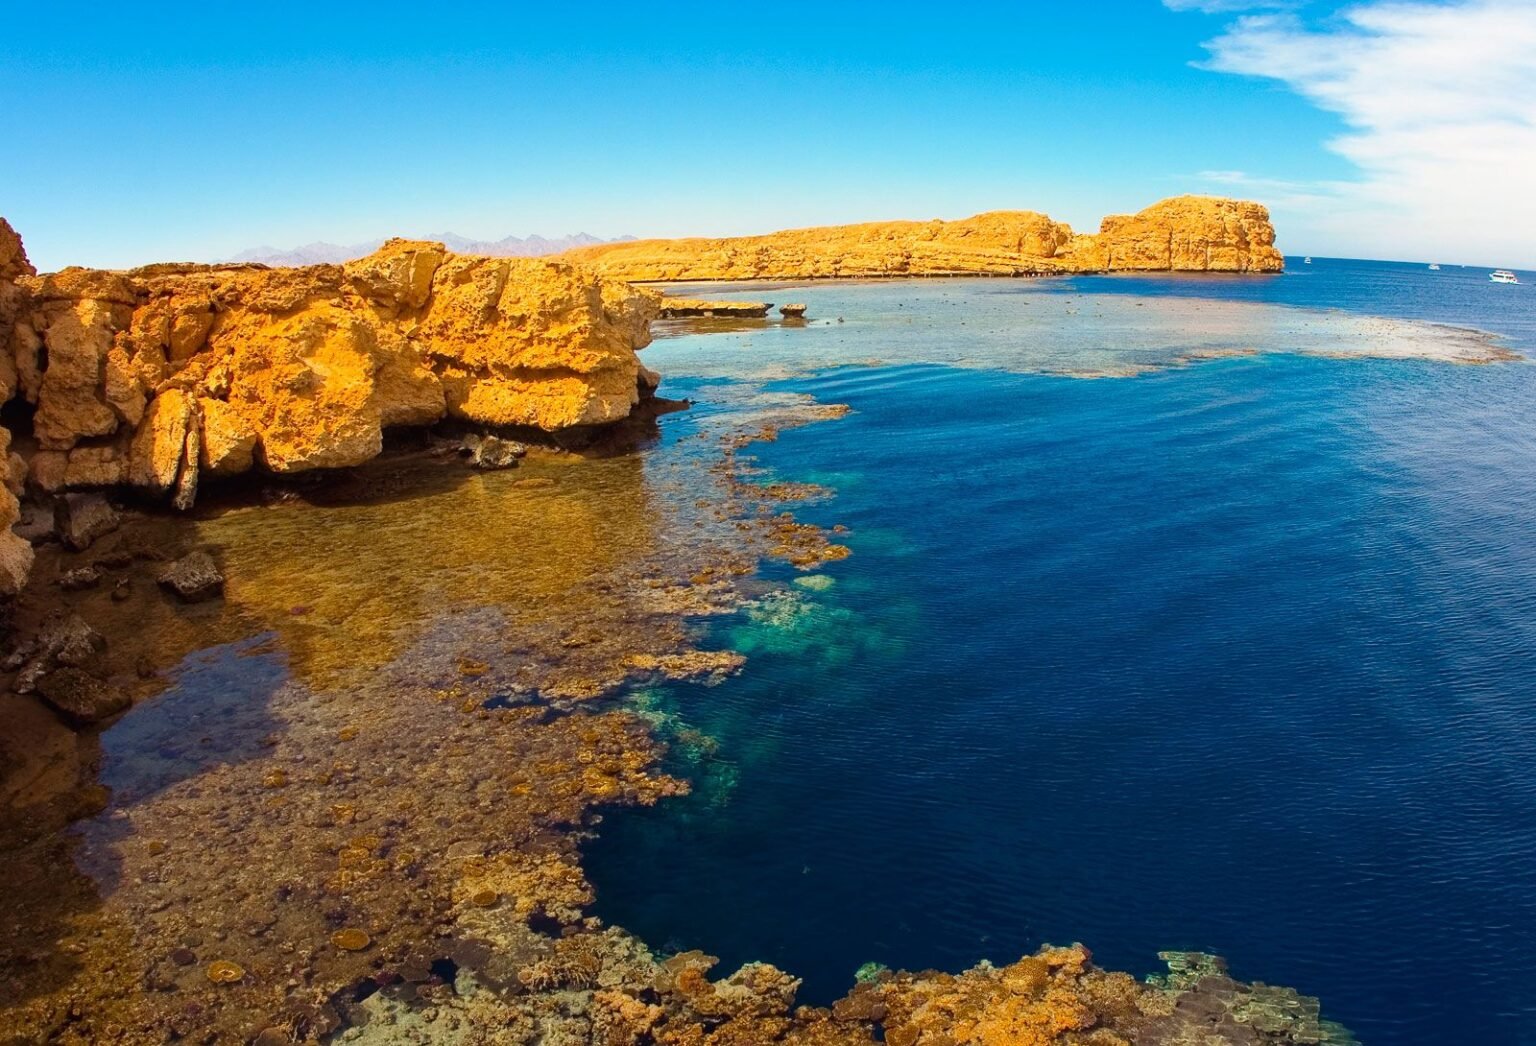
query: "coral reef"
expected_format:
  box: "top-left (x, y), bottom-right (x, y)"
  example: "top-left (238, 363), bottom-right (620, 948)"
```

top-left (558, 196), bottom-right (1284, 280)
top-left (0, 215), bottom-right (1348, 1046)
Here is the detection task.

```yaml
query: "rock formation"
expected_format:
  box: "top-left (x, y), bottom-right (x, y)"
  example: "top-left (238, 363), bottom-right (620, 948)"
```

top-left (657, 297), bottom-right (773, 318)
top-left (0, 221), bottom-right (36, 596)
top-left (0, 197), bottom-right (1281, 597)
top-left (559, 195), bottom-right (1284, 280)
top-left (1, 225), bottom-right (659, 505)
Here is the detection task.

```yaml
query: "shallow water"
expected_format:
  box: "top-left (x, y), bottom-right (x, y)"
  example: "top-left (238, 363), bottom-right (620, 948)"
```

top-left (587, 263), bottom-right (1536, 1044)
top-left (643, 259), bottom-right (1523, 381)
top-left (22, 258), bottom-right (1536, 1042)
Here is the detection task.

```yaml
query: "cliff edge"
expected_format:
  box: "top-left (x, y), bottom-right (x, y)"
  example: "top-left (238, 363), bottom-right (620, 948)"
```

top-left (557, 195), bottom-right (1283, 280)
top-left (0, 225), bottom-right (658, 510)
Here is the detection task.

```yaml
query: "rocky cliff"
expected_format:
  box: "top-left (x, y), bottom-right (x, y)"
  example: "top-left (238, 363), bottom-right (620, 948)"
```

top-left (0, 222), bottom-right (658, 515)
top-left (0, 222), bottom-right (36, 597)
top-left (558, 195), bottom-right (1284, 280)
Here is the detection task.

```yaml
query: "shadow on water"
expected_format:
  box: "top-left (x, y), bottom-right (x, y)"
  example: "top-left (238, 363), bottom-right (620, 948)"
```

top-left (0, 636), bottom-right (290, 1017)
top-left (77, 636), bottom-right (291, 895)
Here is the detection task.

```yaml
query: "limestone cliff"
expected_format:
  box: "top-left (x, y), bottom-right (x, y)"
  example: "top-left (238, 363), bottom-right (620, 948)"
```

top-left (558, 195), bottom-right (1283, 280)
top-left (0, 220), bottom-right (36, 596)
top-left (5, 236), bottom-right (659, 509)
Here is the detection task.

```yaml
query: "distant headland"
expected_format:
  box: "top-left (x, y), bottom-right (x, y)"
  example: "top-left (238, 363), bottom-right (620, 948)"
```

top-left (557, 195), bottom-right (1285, 281)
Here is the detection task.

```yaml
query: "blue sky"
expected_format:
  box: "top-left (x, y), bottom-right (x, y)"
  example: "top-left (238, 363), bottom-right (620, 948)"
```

top-left (3, 1), bottom-right (1531, 270)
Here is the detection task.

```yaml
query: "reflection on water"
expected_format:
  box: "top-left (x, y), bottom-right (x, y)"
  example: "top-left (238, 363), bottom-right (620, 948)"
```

top-left (0, 388), bottom-right (853, 1041)
top-left (197, 455), bottom-right (679, 692)
top-left (647, 277), bottom-right (1512, 380)
top-left (11, 267), bottom-right (1510, 1041)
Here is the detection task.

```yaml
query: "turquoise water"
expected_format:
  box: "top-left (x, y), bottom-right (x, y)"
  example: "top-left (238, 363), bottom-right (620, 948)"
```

top-left (586, 260), bottom-right (1536, 1044)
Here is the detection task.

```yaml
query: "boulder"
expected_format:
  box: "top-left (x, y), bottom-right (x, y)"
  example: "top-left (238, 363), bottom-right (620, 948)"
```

top-left (462, 433), bottom-right (527, 470)
top-left (54, 492), bottom-right (121, 552)
top-left (47, 614), bottom-right (108, 667)
top-left (36, 667), bottom-right (130, 727)
top-left (15, 613), bottom-right (108, 692)
top-left (158, 550), bottom-right (224, 602)
top-left (57, 565), bottom-right (103, 591)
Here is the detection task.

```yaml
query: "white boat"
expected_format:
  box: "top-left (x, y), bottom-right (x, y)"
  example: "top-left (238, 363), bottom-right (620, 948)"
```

top-left (1428, 263), bottom-right (1440, 270)
top-left (1304, 257), bottom-right (1312, 264)
top-left (1490, 270), bottom-right (1520, 284)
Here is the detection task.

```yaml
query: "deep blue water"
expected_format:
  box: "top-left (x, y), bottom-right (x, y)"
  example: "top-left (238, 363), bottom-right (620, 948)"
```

top-left (585, 261), bottom-right (1536, 1044)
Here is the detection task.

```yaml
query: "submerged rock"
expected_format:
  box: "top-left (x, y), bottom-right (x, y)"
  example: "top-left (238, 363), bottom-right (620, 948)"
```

top-left (461, 433), bottom-right (527, 470)
top-left (54, 492), bottom-right (120, 552)
top-left (15, 613), bottom-right (108, 695)
top-left (35, 667), bottom-right (129, 726)
top-left (57, 565), bottom-right (103, 591)
top-left (43, 613), bottom-right (107, 669)
top-left (157, 550), bottom-right (224, 602)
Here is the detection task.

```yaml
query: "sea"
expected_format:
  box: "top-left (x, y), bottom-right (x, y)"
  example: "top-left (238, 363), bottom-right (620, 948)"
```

top-left (582, 258), bottom-right (1536, 1045)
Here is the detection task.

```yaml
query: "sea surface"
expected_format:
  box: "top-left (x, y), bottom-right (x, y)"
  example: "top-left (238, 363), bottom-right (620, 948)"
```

top-left (584, 258), bottom-right (1536, 1044)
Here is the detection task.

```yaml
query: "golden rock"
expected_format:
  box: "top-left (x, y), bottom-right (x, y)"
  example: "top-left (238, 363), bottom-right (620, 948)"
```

top-left (560, 195), bottom-right (1283, 279)
top-left (330, 928), bottom-right (372, 951)
top-left (0, 226), bottom-right (658, 508)
top-left (205, 959), bottom-right (244, 984)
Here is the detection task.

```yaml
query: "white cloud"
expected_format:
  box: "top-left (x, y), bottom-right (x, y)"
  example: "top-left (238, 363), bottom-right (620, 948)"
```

top-left (1188, 0), bottom-right (1536, 265)
top-left (1163, 1), bottom-right (1299, 12)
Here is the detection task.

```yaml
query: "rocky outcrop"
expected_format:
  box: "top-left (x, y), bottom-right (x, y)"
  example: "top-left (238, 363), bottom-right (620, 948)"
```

top-left (1056, 196), bottom-right (1285, 272)
top-left (560, 195), bottom-right (1283, 280)
top-left (5, 234), bottom-right (659, 504)
top-left (657, 297), bottom-right (773, 318)
top-left (0, 221), bottom-right (36, 596)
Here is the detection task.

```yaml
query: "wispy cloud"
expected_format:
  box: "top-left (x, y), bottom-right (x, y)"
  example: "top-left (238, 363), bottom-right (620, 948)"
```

top-left (1190, 169), bottom-right (1343, 209)
top-left (1162, 0), bottom-right (1300, 13)
top-left (1183, 0), bottom-right (1536, 264)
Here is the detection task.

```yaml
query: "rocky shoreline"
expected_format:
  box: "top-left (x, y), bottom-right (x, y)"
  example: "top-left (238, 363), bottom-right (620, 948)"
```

top-left (0, 212), bottom-right (1354, 1045)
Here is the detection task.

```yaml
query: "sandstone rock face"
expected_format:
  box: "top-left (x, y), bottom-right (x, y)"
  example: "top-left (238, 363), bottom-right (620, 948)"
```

top-left (0, 222), bottom-right (36, 596)
top-left (3, 235), bottom-right (658, 500)
top-left (0, 223), bottom-right (658, 597)
top-left (1056, 195), bottom-right (1285, 273)
top-left (560, 195), bottom-right (1283, 280)
top-left (54, 492), bottom-right (121, 552)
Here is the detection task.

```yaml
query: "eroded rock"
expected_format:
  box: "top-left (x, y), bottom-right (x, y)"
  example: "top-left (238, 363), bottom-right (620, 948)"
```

top-left (1, 227), bottom-right (660, 524)
top-left (36, 667), bottom-right (130, 727)
top-left (462, 433), bottom-right (527, 470)
top-left (54, 492), bottom-right (121, 552)
top-left (157, 550), bottom-right (224, 602)
top-left (561, 194), bottom-right (1284, 279)
top-left (57, 565), bottom-right (103, 591)
top-left (16, 613), bottom-right (108, 692)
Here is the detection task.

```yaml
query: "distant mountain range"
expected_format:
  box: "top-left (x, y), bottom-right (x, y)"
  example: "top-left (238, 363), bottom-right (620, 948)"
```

top-left (225, 232), bottom-right (635, 266)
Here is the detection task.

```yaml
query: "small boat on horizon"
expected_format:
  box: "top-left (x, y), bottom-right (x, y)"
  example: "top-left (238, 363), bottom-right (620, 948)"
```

top-left (1304, 256), bottom-right (1312, 264)
top-left (1428, 263), bottom-right (1440, 270)
top-left (1490, 269), bottom-right (1520, 284)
